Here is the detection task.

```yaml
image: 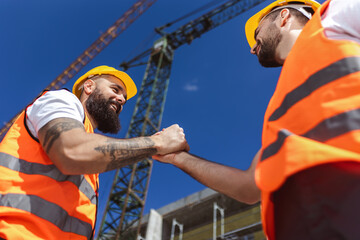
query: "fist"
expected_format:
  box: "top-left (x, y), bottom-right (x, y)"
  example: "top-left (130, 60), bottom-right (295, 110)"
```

top-left (153, 124), bottom-right (190, 155)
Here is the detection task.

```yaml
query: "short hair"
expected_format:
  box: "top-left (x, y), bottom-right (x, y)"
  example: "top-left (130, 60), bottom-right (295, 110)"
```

top-left (263, 3), bottom-right (314, 26)
top-left (77, 74), bottom-right (112, 97)
top-left (87, 74), bottom-right (110, 81)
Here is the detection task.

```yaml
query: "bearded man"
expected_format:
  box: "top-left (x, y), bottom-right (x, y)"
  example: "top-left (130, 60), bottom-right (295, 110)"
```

top-left (0, 65), bottom-right (189, 239)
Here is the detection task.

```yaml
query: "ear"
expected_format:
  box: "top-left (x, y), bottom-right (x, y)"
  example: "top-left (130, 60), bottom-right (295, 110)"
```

top-left (83, 79), bottom-right (96, 96)
top-left (280, 8), bottom-right (290, 27)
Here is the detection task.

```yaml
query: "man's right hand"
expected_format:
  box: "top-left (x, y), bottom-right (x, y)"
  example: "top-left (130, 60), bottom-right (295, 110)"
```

top-left (151, 124), bottom-right (190, 155)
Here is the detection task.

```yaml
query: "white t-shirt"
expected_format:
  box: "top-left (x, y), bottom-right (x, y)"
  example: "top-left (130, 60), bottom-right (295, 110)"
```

top-left (26, 0), bottom-right (360, 138)
top-left (26, 90), bottom-right (84, 138)
top-left (322, 0), bottom-right (360, 44)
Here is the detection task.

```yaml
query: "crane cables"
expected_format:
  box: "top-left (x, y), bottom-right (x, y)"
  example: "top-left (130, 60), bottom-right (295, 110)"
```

top-left (120, 0), bottom-right (228, 70)
top-left (157, 0), bottom-right (229, 32)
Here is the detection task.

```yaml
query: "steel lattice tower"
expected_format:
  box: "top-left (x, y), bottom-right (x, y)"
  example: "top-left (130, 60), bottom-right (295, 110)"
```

top-left (97, 37), bottom-right (174, 239)
top-left (97, 0), bottom-right (267, 239)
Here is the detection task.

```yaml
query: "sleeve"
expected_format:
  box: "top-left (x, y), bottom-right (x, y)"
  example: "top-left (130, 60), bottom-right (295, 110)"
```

top-left (26, 89), bottom-right (85, 138)
top-left (321, 0), bottom-right (360, 43)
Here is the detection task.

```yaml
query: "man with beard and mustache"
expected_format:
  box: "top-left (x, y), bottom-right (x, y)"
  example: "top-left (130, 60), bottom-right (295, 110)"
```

top-left (0, 65), bottom-right (189, 239)
top-left (153, 0), bottom-right (360, 239)
top-left (86, 87), bottom-right (122, 134)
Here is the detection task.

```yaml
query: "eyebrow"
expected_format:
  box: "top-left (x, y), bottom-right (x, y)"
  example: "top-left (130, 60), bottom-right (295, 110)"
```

top-left (111, 83), bottom-right (128, 100)
top-left (111, 83), bottom-right (123, 91)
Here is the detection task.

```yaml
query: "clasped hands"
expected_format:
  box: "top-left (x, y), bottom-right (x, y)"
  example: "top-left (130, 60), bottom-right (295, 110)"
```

top-left (151, 124), bottom-right (189, 163)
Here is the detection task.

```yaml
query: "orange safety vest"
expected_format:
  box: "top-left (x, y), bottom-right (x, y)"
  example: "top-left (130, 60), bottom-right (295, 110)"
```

top-left (256, 1), bottom-right (360, 239)
top-left (0, 91), bottom-right (99, 240)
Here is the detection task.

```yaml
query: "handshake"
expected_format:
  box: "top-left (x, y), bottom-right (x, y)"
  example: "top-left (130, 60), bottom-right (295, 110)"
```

top-left (150, 124), bottom-right (190, 163)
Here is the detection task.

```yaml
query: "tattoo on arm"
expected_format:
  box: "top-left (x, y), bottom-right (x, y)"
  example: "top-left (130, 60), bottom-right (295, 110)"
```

top-left (94, 137), bottom-right (156, 171)
top-left (41, 118), bottom-right (85, 154)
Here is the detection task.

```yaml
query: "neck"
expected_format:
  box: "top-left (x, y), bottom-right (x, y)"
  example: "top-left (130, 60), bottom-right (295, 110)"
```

top-left (277, 29), bottom-right (302, 64)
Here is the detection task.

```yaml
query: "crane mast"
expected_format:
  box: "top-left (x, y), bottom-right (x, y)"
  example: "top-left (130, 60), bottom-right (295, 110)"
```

top-left (97, 37), bottom-right (174, 240)
top-left (98, 0), bottom-right (267, 239)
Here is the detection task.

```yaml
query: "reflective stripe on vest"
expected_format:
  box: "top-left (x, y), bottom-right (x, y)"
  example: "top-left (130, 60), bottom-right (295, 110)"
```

top-left (0, 193), bottom-right (92, 238)
top-left (269, 56), bottom-right (360, 122)
top-left (0, 91), bottom-right (97, 239)
top-left (0, 152), bottom-right (96, 205)
top-left (262, 108), bottom-right (360, 161)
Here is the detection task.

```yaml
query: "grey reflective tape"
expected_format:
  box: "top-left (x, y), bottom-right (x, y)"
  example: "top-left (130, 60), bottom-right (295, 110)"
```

top-left (0, 193), bottom-right (92, 238)
top-left (0, 152), bottom-right (96, 204)
top-left (303, 108), bottom-right (360, 142)
top-left (261, 108), bottom-right (360, 162)
top-left (261, 129), bottom-right (292, 161)
top-left (269, 57), bottom-right (360, 122)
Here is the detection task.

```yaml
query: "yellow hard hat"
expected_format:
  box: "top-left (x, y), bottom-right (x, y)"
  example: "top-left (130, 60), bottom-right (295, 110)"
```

top-left (245, 0), bottom-right (321, 48)
top-left (72, 65), bottom-right (137, 100)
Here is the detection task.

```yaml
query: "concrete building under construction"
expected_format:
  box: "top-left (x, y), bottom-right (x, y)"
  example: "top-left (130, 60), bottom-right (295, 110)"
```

top-left (135, 188), bottom-right (265, 240)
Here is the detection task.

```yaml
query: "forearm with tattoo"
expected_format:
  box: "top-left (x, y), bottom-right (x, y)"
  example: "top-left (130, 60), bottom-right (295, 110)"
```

top-left (95, 137), bottom-right (156, 171)
top-left (39, 118), bottom-right (156, 173)
top-left (41, 118), bottom-right (85, 153)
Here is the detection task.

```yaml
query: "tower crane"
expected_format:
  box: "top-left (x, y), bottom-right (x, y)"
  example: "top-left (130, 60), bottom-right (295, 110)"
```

top-left (0, 0), bottom-right (156, 141)
top-left (97, 0), bottom-right (267, 239)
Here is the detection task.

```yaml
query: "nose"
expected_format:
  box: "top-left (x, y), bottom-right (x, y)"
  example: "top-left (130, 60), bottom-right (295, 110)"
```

top-left (250, 43), bottom-right (257, 55)
top-left (116, 93), bottom-right (126, 105)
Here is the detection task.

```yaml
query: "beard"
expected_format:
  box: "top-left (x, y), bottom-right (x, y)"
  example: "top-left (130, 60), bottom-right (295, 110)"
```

top-left (257, 22), bottom-right (283, 68)
top-left (86, 88), bottom-right (121, 134)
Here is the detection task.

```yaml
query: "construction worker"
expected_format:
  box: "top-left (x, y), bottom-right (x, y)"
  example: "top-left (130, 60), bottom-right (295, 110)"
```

top-left (154, 0), bottom-right (360, 239)
top-left (0, 65), bottom-right (189, 239)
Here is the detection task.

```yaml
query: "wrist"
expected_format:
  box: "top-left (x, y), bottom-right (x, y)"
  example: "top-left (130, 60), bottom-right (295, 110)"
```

top-left (172, 151), bottom-right (187, 166)
top-left (149, 135), bottom-right (162, 154)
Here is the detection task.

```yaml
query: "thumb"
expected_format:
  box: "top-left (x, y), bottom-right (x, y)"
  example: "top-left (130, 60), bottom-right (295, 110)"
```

top-left (184, 142), bottom-right (190, 152)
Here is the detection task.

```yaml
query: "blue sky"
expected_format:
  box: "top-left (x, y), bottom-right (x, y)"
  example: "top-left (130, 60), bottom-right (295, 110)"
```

top-left (1, 0), bottom-right (325, 234)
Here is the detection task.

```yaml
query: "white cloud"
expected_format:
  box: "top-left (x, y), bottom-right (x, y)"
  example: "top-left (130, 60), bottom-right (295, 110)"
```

top-left (183, 79), bottom-right (199, 92)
